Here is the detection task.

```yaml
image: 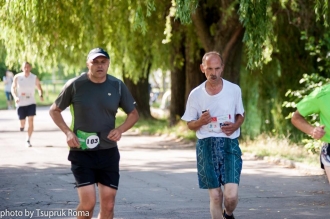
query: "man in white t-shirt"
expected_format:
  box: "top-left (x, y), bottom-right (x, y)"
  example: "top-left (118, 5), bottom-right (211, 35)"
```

top-left (182, 51), bottom-right (245, 219)
top-left (11, 62), bottom-right (44, 147)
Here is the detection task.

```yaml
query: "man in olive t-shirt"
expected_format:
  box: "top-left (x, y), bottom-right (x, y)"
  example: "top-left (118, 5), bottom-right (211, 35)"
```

top-left (49, 48), bottom-right (139, 219)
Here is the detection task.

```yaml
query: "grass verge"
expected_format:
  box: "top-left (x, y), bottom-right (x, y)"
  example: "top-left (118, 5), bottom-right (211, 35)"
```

top-left (240, 135), bottom-right (320, 167)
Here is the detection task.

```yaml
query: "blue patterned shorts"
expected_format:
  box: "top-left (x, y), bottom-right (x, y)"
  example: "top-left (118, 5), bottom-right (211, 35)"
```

top-left (196, 137), bottom-right (242, 189)
top-left (320, 143), bottom-right (330, 169)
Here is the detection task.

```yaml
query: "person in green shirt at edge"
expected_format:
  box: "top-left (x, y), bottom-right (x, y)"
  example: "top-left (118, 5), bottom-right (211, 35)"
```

top-left (291, 83), bottom-right (330, 183)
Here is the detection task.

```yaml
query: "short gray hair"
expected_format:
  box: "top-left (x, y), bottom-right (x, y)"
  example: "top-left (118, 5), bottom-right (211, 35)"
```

top-left (202, 51), bottom-right (224, 66)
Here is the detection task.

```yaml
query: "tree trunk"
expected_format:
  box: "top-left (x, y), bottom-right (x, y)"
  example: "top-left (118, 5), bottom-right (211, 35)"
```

top-left (169, 43), bottom-right (186, 126)
top-left (184, 46), bottom-right (206, 102)
top-left (191, 1), bottom-right (244, 84)
top-left (221, 29), bottom-right (244, 84)
top-left (123, 70), bottom-right (153, 120)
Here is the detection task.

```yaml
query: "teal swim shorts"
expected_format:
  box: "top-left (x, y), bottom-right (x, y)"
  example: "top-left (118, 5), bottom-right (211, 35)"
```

top-left (196, 137), bottom-right (242, 189)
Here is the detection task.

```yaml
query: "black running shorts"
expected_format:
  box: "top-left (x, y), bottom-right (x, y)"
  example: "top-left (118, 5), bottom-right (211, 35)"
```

top-left (17, 104), bottom-right (36, 120)
top-left (68, 147), bottom-right (120, 190)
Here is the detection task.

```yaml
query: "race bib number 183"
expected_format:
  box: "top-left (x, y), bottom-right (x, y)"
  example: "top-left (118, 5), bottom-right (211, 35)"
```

top-left (77, 130), bottom-right (99, 150)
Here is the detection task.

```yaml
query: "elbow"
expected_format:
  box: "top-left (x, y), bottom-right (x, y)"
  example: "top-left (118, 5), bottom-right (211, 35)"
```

top-left (135, 113), bottom-right (140, 123)
top-left (187, 122), bottom-right (198, 131)
top-left (49, 109), bottom-right (55, 120)
top-left (49, 103), bottom-right (62, 119)
top-left (131, 108), bottom-right (139, 124)
top-left (291, 112), bottom-right (297, 125)
top-left (290, 117), bottom-right (294, 125)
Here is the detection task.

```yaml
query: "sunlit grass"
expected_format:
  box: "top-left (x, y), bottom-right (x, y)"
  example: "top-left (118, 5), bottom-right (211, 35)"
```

top-left (240, 135), bottom-right (320, 167)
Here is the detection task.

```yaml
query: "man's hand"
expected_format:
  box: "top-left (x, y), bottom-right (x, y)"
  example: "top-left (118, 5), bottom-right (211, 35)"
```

top-left (66, 131), bottom-right (80, 148)
top-left (107, 128), bottom-right (123, 142)
top-left (311, 125), bottom-right (326, 140)
top-left (14, 97), bottom-right (20, 103)
top-left (199, 110), bottom-right (212, 125)
top-left (221, 122), bottom-right (237, 136)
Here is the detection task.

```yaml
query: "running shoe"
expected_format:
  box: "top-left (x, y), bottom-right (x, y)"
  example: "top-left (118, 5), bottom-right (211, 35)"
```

top-left (223, 210), bottom-right (235, 219)
top-left (26, 140), bottom-right (32, 147)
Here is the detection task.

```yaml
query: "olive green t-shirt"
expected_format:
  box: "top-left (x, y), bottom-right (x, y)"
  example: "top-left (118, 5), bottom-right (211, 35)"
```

top-left (297, 83), bottom-right (330, 143)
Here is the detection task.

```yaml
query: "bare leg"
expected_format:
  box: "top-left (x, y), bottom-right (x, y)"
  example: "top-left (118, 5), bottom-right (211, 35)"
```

top-left (76, 184), bottom-right (96, 219)
top-left (223, 183), bottom-right (239, 216)
top-left (6, 100), bottom-right (11, 109)
top-left (208, 188), bottom-right (223, 219)
top-left (20, 119), bottom-right (26, 131)
top-left (27, 116), bottom-right (34, 140)
top-left (324, 166), bottom-right (330, 184)
top-left (97, 183), bottom-right (117, 219)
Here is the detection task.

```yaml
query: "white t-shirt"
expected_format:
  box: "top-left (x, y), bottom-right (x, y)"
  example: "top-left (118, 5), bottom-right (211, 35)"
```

top-left (3, 76), bottom-right (13, 92)
top-left (181, 79), bottom-right (244, 139)
top-left (14, 72), bottom-right (37, 107)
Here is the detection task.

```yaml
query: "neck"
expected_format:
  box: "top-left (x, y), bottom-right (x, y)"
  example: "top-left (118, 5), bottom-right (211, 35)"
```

top-left (205, 78), bottom-right (223, 95)
top-left (87, 72), bottom-right (106, 83)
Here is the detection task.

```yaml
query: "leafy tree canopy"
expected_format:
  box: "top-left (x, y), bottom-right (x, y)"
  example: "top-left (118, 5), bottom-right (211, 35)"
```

top-left (0, 0), bottom-right (171, 79)
top-left (174, 0), bottom-right (329, 69)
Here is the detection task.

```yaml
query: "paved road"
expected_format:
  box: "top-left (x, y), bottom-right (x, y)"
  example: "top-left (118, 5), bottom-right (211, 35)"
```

top-left (0, 107), bottom-right (329, 219)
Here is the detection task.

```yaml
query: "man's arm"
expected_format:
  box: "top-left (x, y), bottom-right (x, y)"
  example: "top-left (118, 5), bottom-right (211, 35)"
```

top-left (291, 110), bottom-right (325, 140)
top-left (107, 108), bottom-right (139, 141)
top-left (49, 103), bottom-right (80, 147)
top-left (35, 77), bottom-right (44, 101)
top-left (11, 76), bottom-right (19, 103)
top-left (187, 110), bottom-right (211, 131)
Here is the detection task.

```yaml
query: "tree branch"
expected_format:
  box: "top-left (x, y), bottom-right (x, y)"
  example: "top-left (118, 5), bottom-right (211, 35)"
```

top-left (222, 26), bottom-right (244, 63)
top-left (191, 7), bottom-right (214, 51)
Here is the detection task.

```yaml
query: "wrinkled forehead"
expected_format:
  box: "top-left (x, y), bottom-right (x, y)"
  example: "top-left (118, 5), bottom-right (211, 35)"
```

top-left (202, 53), bottom-right (224, 67)
top-left (203, 55), bottom-right (222, 67)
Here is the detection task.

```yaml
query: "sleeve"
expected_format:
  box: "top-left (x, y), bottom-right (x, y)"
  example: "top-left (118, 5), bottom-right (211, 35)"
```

top-left (235, 86), bottom-right (245, 116)
top-left (181, 92), bottom-right (199, 122)
top-left (297, 89), bottom-right (320, 117)
top-left (54, 81), bottom-right (74, 110)
top-left (119, 81), bottom-right (136, 114)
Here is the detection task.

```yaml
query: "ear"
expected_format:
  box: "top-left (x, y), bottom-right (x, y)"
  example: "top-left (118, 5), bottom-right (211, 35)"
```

top-left (200, 64), bottom-right (205, 73)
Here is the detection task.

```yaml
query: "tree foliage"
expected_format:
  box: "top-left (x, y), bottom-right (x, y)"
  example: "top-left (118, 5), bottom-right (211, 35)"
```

top-left (0, 0), bottom-right (170, 78)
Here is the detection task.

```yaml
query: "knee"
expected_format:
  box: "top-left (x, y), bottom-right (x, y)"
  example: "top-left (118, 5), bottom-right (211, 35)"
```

top-left (224, 192), bottom-right (238, 204)
top-left (209, 190), bottom-right (223, 204)
top-left (103, 202), bottom-right (115, 212)
top-left (78, 199), bottom-right (96, 212)
top-left (100, 202), bottom-right (115, 217)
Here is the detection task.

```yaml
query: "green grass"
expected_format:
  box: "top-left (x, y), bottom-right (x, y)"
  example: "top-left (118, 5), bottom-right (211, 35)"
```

top-left (240, 135), bottom-right (320, 167)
